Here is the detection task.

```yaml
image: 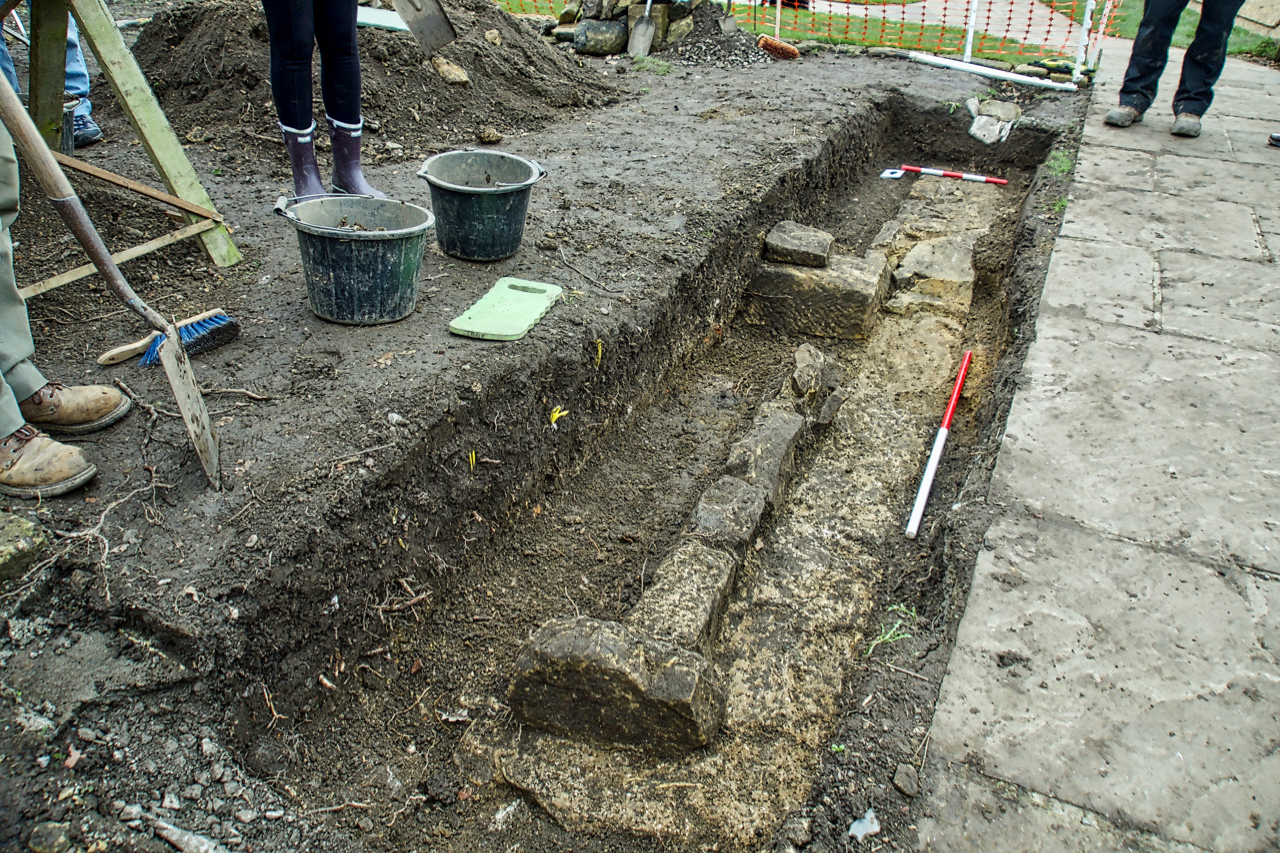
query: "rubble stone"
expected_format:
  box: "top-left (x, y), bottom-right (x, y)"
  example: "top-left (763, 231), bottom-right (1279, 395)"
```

top-left (765, 220), bottom-right (834, 267)
top-left (1013, 63), bottom-right (1048, 77)
top-left (666, 15), bottom-right (694, 45)
top-left (688, 476), bottom-right (768, 557)
top-left (724, 402), bottom-right (805, 508)
top-left (626, 540), bottom-right (738, 656)
top-left (574, 19), bottom-right (628, 55)
top-left (509, 616), bottom-right (725, 751)
top-left (893, 762), bottom-right (920, 798)
top-left (790, 343), bottom-right (830, 401)
top-left (27, 822), bottom-right (70, 853)
top-left (0, 512), bottom-right (48, 584)
top-left (744, 252), bottom-right (891, 340)
top-left (558, 0), bottom-right (580, 23)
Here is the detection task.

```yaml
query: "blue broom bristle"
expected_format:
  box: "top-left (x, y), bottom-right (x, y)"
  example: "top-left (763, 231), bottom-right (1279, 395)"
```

top-left (139, 312), bottom-right (237, 366)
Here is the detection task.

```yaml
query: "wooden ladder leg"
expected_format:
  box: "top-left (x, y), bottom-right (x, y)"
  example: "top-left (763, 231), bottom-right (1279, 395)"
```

top-left (66, 0), bottom-right (242, 268)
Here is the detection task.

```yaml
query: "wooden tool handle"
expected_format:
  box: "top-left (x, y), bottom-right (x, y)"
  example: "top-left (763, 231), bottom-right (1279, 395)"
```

top-left (97, 331), bottom-right (160, 365)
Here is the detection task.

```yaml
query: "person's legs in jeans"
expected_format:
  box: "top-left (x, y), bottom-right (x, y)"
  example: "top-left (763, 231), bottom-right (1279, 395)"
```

top-left (1171, 0), bottom-right (1248, 116)
top-left (0, 40), bottom-right (19, 94)
top-left (1118, 0), bottom-right (1192, 114)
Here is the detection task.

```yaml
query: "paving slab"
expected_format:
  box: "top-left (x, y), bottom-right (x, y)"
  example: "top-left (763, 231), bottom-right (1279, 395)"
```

top-left (1151, 153), bottom-right (1280, 204)
top-left (1073, 145), bottom-right (1155, 191)
top-left (1041, 237), bottom-right (1155, 330)
top-left (1220, 115), bottom-right (1280, 165)
top-left (996, 311), bottom-right (1280, 574)
top-left (931, 514), bottom-right (1280, 851)
top-left (1082, 105), bottom-right (1236, 160)
top-left (1158, 250), bottom-right (1280, 353)
top-left (918, 760), bottom-right (1211, 853)
top-left (1060, 185), bottom-right (1264, 260)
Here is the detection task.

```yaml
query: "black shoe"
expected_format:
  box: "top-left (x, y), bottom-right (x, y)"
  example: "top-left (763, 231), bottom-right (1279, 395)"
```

top-left (1269, 132), bottom-right (1280, 148)
top-left (72, 114), bottom-right (103, 148)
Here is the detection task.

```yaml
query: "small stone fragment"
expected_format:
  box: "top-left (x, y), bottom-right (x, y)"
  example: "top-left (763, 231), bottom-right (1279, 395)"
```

top-left (357, 816), bottom-right (375, 832)
top-left (27, 822), bottom-right (71, 853)
top-left (477, 125), bottom-right (503, 144)
top-left (0, 512), bottom-right (49, 584)
top-left (484, 28), bottom-right (502, 45)
top-left (790, 343), bottom-right (829, 401)
top-left (893, 762), bottom-right (919, 798)
top-left (161, 792), bottom-right (181, 811)
top-left (430, 56), bottom-right (470, 85)
top-left (765, 220), bottom-right (834, 267)
top-left (816, 388), bottom-right (847, 427)
top-left (118, 804), bottom-right (143, 822)
top-left (182, 784), bottom-right (204, 800)
top-left (200, 736), bottom-right (217, 758)
top-left (235, 809), bottom-right (259, 824)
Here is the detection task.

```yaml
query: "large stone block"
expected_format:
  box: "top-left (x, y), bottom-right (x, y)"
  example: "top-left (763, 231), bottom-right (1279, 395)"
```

top-left (765, 220), bottom-right (834, 268)
top-left (724, 402), bottom-right (805, 508)
top-left (744, 251), bottom-right (890, 340)
top-left (689, 475), bottom-right (768, 557)
top-left (626, 540), bottom-right (738, 656)
top-left (574, 19), bottom-right (628, 54)
top-left (509, 616), bottom-right (726, 752)
top-left (0, 512), bottom-right (48, 584)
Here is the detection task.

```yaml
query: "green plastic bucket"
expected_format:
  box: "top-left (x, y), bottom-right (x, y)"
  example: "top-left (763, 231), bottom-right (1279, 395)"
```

top-left (275, 196), bottom-right (434, 325)
top-left (417, 150), bottom-right (546, 262)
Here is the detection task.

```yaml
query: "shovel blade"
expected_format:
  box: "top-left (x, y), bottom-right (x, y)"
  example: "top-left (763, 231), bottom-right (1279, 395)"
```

top-left (392, 0), bottom-right (457, 55)
top-left (157, 330), bottom-right (220, 489)
top-left (628, 17), bottom-right (655, 56)
top-left (718, 15), bottom-right (738, 33)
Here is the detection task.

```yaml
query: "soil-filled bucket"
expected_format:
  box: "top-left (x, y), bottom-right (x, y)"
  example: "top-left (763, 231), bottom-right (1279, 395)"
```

top-left (417, 150), bottom-right (546, 262)
top-left (274, 196), bottom-right (434, 325)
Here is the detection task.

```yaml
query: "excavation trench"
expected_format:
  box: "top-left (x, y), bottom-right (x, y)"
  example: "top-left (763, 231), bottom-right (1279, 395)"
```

top-left (232, 101), bottom-right (1072, 850)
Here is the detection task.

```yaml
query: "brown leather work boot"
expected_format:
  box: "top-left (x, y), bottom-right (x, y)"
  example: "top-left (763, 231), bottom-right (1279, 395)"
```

top-left (0, 425), bottom-right (97, 498)
top-left (19, 382), bottom-right (130, 435)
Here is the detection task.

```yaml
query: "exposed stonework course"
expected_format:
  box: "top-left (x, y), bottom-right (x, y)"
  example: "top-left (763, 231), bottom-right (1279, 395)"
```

top-left (744, 252), bottom-right (891, 340)
top-left (765, 220), bottom-right (834, 268)
top-left (625, 540), bottom-right (738, 656)
top-left (688, 475), bottom-right (768, 557)
top-left (508, 616), bottom-right (726, 752)
top-left (724, 401), bottom-right (805, 508)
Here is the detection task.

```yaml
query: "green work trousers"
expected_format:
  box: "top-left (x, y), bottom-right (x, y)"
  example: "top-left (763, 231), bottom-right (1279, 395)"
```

top-left (0, 120), bottom-right (46, 438)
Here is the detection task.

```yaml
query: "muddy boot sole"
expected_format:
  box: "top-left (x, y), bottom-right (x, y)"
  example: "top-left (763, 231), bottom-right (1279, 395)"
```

top-left (35, 396), bottom-right (132, 435)
top-left (0, 462), bottom-right (98, 499)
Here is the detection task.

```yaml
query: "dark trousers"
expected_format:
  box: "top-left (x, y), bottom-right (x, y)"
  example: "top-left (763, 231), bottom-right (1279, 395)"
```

top-left (259, 0), bottom-right (362, 129)
top-left (1118, 0), bottom-right (1247, 117)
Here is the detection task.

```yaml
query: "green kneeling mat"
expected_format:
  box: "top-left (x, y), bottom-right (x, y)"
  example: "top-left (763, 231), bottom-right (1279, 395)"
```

top-left (448, 278), bottom-right (563, 341)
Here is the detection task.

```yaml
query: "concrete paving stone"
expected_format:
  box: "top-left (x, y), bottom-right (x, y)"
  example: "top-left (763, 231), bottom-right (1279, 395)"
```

top-left (1151, 153), bottom-right (1280, 204)
top-left (625, 539), bottom-right (738, 656)
top-left (1158, 250), bottom-right (1280, 354)
top-left (917, 760), bottom-right (1209, 853)
top-left (1208, 84), bottom-right (1279, 120)
top-left (1073, 145), bottom-right (1155, 192)
top-left (995, 311), bottom-right (1280, 573)
top-left (1060, 185), bottom-right (1264, 260)
top-left (1220, 115), bottom-right (1280, 166)
top-left (931, 514), bottom-right (1280, 852)
top-left (1042, 237), bottom-right (1155, 330)
top-left (1082, 106), bottom-right (1235, 161)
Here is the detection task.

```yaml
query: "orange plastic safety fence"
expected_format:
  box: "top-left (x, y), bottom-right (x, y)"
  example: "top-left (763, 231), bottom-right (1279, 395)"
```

top-left (499, 0), bottom-right (1124, 59)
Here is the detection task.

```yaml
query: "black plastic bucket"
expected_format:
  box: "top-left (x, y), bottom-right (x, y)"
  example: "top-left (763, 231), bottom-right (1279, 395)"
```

top-left (274, 196), bottom-right (434, 325)
top-left (417, 150), bottom-right (546, 262)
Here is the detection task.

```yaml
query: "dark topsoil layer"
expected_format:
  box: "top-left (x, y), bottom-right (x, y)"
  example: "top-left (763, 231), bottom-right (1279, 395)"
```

top-left (0, 0), bottom-right (1088, 848)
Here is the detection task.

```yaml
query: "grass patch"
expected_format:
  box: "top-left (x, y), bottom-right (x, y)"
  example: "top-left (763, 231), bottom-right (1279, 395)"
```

top-left (1044, 149), bottom-right (1074, 176)
top-left (1048, 0), bottom-right (1280, 57)
top-left (632, 55), bottom-right (673, 74)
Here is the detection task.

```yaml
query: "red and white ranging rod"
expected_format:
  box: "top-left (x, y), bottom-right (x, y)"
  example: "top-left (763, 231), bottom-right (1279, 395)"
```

top-left (901, 165), bottom-right (1008, 185)
top-left (905, 350), bottom-right (973, 539)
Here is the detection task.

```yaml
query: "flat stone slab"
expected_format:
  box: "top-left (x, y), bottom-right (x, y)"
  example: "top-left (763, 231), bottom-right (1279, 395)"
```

top-left (764, 220), bottom-right (834, 267)
top-left (894, 231), bottom-right (980, 288)
top-left (1158, 250), bottom-right (1280, 354)
top-left (1042, 237), bottom-right (1155, 330)
top-left (1082, 105), bottom-right (1236, 161)
top-left (688, 475), bottom-right (768, 556)
top-left (996, 312), bottom-right (1280, 574)
top-left (724, 400), bottom-right (805, 508)
top-left (0, 512), bottom-right (48, 584)
top-left (918, 761), bottom-right (1205, 853)
top-left (1073, 145), bottom-right (1155, 192)
top-left (1059, 185), bottom-right (1264, 260)
top-left (625, 539), bottom-right (738, 656)
top-left (508, 616), bottom-right (725, 752)
top-left (1152, 154), bottom-right (1280, 204)
top-left (931, 513), bottom-right (1280, 852)
top-left (743, 252), bottom-right (890, 340)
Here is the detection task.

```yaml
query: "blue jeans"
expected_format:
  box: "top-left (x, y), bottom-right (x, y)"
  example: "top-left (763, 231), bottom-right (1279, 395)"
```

top-left (1118, 0), bottom-right (1247, 117)
top-left (0, 14), bottom-right (92, 118)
